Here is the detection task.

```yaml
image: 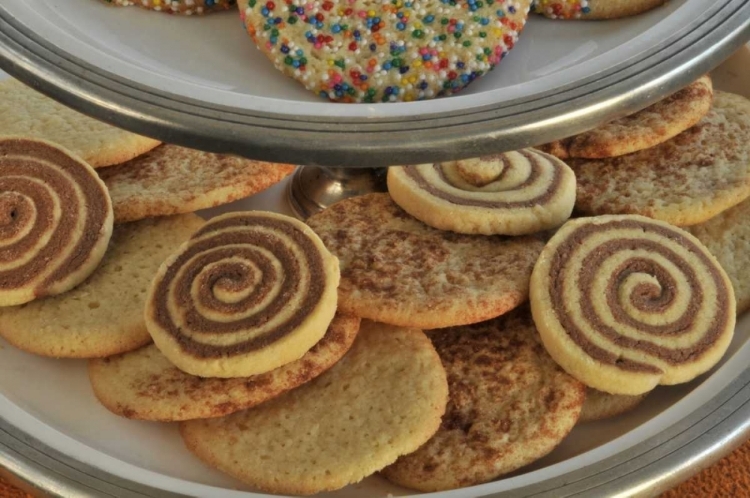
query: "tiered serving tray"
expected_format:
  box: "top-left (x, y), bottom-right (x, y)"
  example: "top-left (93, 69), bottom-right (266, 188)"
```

top-left (1, 1), bottom-right (750, 497)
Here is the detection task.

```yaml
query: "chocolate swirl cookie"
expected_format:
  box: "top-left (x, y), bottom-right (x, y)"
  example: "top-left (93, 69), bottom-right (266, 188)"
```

top-left (144, 211), bottom-right (340, 378)
top-left (387, 149), bottom-right (576, 235)
top-left (530, 215), bottom-right (736, 396)
top-left (0, 137), bottom-right (113, 306)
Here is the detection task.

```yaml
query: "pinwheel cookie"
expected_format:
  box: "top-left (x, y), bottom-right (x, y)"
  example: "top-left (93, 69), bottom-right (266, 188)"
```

top-left (0, 137), bottom-right (113, 307)
top-left (578, 388), bottom-right (649, 423)
top-left (388, 149), bottom-right (576, 235)
top-left (144, 211), bottom-right (340, 378)
top-left (530, 215), bottom-right (736, 396)
top-left (531, 0), bottom-right (666, 19)
top-left (238, 0), bottom-right (531, 102)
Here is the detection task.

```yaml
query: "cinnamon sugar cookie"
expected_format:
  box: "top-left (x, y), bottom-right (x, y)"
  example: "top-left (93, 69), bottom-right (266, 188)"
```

top-left (539, 76), bottom-right (713, 159)
top-left (306, 193), bottom-right (544, 329)
top-left (688, 197), bottom-right (750, 315)
top-left (0, 137), bottom-right (113, 307)
top-left (387, 149), bottom-right (576, 235)
top-left (0, 215), bottom-right (203, 358)
top-left (98, 144), bottom-right (296, 223)
top-left (0, 79), bottom-right (160, 168)
top-left (100, 0), bottom-right (237, 15)
top-left (532, 0), bottom-right (666, 19)
top-left (381, 308), bottom-right (585, 492)
top-left (180, 321), bottom-right (448, 495)
top-left (572, 91), bottom-right (750, 226)
top-left (89, 314), bottom-right (359, 421)
top-left (578, 388), bottom-right (648, 423)
top-left (145, 212), bottom-right (340, 378)
top-left (530, 215), bottom-right (736, 396)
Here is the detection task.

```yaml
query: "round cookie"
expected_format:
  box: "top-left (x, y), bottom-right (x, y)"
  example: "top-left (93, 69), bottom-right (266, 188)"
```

top-left (387, 149), bottom-right (576, 236)
top-left (531, 0), bottom-right (666, 19)
top-left (572, 91), bottom-right (750, 226)
top-left (530, 215), bottom-right (736, 396)
top-left (98, 144), bottom-right (296, 223)
top-left (0, 79), bottom-right (160, 168)
top-left (539, 75), bottom-right (713, 159)
top-left (179, 321), bottom-right (448, 495)
top-left (100, 0), bottom-right (237, 15)
top-left (0, 215), bottom-right (204, 358)
top-left (0, 137), bottom-right (113, 307)
top-left (238, 0), bottom-right (531, 103)
top-left (688, 196), bottom-right (750, 315)
top-left (145, 211), bottom-right (340, 378)
top-left (578, 388), bottom-right (648, 423)
top-left (381, 308), bottom-right (585, 492)
top-left (88, 314), bottom-right (359, 421)
top-left (306, 193), bottom-right (544, 329)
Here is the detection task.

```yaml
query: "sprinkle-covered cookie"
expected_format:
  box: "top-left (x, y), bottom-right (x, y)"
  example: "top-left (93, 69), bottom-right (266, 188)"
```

top-left (531, 0), bottom-right (665, 20)
top-left (572, 91), bottom-right (750, 226)
top-left (180, 321), bottom-right (448, 495)
top-left (381, 308), bottom-right (585, 492)
top-left (238, 0), bottom-right (531, 102)
top-left (306, 193), bottom-right (544, 329)
top-left (539, 76), bottom-right (713, 160)
top-left (387, 149), bottom-right (576, 235)
top-left (88, 314), bottom-right (359, 421)
top-left (98, 144), bottom-right (296, 223)
top-left (100, 0), bottom-right (237, 15)
top-left (0, 215), bottom-right (204, 358)
top-left (145, 211), bottom-right (340, 378)
top-left (0, 137), bottom-right (113, 307)
top-left (530, 215), bottom-right (736, 396)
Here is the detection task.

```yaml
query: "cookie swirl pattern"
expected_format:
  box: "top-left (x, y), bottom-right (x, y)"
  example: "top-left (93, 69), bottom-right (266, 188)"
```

top-left (0, 137), bottom-right (113, 306)
top-left (530, 215), bottom-right (735, 395)
top-left (145, 211), bottom-right (340, 378)
top-left (387, 149), bottom-right (576, 235)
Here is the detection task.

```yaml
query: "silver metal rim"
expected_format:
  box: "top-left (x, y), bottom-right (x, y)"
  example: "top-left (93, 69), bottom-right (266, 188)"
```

top-left (0, 1), bottom-right (749, 167)
top-left (2, 367), bottom-right (750, 497)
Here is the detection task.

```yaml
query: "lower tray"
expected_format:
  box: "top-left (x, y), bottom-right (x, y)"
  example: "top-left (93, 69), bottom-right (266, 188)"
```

top-left (1, 46), bottom-right (750, 498)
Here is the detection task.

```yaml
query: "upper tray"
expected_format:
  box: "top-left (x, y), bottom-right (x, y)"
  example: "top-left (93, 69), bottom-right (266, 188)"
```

top-left (0, 0), bottom-right (749, 166)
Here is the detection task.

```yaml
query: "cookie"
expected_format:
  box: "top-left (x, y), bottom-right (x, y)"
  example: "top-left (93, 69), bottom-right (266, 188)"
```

top-left (145, 211), bottom-right (340, 378)
top-left (0, 137), bottom-right (113, 307)
top-left (179, 321), bottom-right (448, 495)
top-left (0, 79), bottom-right (160, 168)
top-left (531, 0), bottom-right (666, 19)
top-left (98, 144), bottom-right (296, 223)
top-left (306, 193), bottom-right (544, 329)
top-left (0, 215), bottom-right (203, 358)
top-left (572, 91), bottom-right (750, 226)
top-left (539, 76), bottom-right (713, 159)
top-left (387, 149), bottom-right (576, 235)
top-left (688, 197), bottom-right (750, 315)
top-left (88, 313), bottom-right (359, 421)
top-left (530, 215), bottom-right (736, 396)
top-left (238, 0), bottom-right (531, 103)
top-left (100, 0), bottom-right (237, 14)
top-left (381, 308), bottom-right (585, 492)
top-left (578, 388), bottom-right (648, 423)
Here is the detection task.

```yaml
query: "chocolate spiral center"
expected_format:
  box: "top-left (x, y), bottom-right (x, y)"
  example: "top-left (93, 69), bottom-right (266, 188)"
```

top-left (548, 219), bottom-right (731, 372)
top-left (151, 215), bottom-right (327, 358)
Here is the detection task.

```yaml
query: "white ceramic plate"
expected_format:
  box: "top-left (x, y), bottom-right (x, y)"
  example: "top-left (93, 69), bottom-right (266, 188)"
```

top-left (1, 47), bottom-right (750, 498)
top-left (1, 0), bottom-right (748, 167)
